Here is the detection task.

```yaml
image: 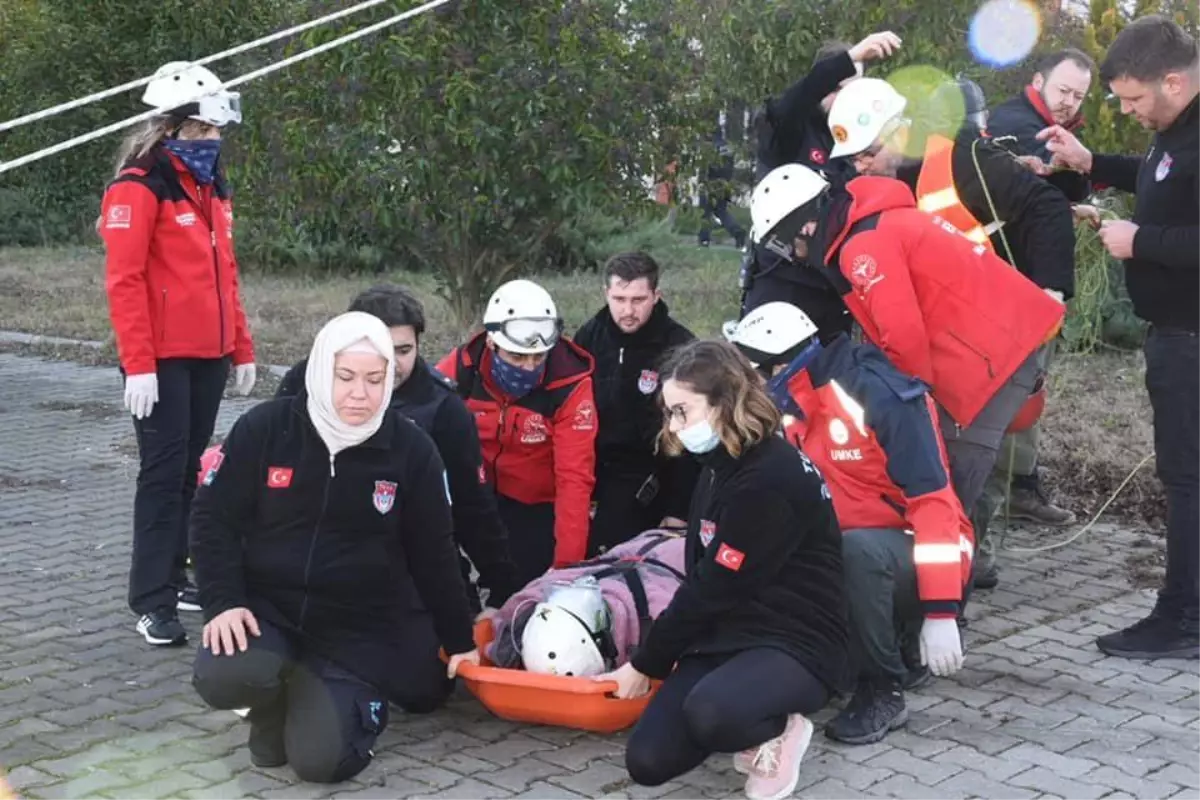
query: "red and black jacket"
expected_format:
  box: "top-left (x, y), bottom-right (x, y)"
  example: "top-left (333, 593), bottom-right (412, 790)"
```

top-left (437, 333), bottom-right (597, 566)
top-left (781, 335), bottom-right (973, 617)
top-left (818, 177), bottom-right (1065, 428)
top-left (987, 85), bottom-right (1092, 201)
top-left (99, 148), bottom-right (254, 375)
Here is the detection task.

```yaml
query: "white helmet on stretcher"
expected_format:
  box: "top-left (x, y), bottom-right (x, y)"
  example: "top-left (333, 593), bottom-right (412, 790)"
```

top-left (143, 62), bottom-right (242, 127)
top-left (826, 77), bottom-right (908, 159)
top-left (520, 578), bottom-right (611, 677)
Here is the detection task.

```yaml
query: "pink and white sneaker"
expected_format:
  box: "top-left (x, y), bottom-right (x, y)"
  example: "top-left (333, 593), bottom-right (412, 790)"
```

top-left (743, 714), bottom-right (814, 800)
top-left (732, 747), bottom-right (757, 774)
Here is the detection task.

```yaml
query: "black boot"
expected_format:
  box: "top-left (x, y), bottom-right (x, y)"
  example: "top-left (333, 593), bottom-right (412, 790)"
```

top-left (1096, 611), bottom-right (1199, 660)
top-left (247, 701), bottom-right (288, 768)
top-left (825, 678), bottom-right (908, 745)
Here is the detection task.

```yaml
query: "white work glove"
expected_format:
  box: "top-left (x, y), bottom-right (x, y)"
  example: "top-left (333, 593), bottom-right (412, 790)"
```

top-left (232, 363), bottom-right (257, 396)
top-left (919, 616), bottom-right (964, 677)
top-left (124, 373), bottom-right (158, 420)
top-left (1044, 288), bottom-right (1065, 303)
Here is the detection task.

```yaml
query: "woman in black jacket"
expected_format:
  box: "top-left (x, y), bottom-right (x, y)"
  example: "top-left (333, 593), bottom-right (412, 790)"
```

top-left (599, 340), bottom-right (847, 800)
top-left (189, 311), bottom-right (478, 784)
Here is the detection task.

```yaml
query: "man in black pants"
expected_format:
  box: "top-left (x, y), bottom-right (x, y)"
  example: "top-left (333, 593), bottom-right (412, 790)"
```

top-left (574, 253), bottom-right (698, 555)
top-left (277, 286), bottom-right (520, 612)
top-left (1041, 15), bottom-right (1198, 659)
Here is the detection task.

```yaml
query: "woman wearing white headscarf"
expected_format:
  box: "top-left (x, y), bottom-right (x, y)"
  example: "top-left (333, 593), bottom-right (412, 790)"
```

top-left (189, 312), bottom-right (478, 784)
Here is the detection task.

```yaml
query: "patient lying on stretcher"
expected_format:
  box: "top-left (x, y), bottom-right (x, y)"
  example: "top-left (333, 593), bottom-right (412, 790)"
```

top-left (487, 530), bottom-right (687, 677)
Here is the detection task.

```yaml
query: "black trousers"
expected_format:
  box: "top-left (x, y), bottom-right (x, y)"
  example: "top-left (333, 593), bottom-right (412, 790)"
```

top-left (698, 193), bottom-right (745, 244)
top-left (587, 468), bottom-right (665, 557)
top-left (192, 617), bottom-right (451, 783)
top-left (840, 528), bottom-right (928, 685)
top-left (496, 494), bottom-right (556, 586)
top-left (128, 357), bottom-right (229, 615)
top-left (1144, 327), bottom-right (1199, 625)
top-left (625, 648), bottom-right (828, 787)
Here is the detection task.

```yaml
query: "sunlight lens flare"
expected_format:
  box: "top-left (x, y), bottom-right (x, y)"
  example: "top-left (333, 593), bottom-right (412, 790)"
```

top-left (969, 0), bottom-right (1042, 68)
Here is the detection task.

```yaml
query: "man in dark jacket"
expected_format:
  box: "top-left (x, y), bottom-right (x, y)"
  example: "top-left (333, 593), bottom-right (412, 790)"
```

top-left (1040, 15), bottom-right (1199, 660)
top-left (277, 286), bottom-right (520, 611)
top-left (828, 76), bottom-right (1078, 586)
top-left (574, 252), bottom-right (699, 555)
top-left (988, 48), bottom-right (1095, 202)
top-left (740, 31), bottom-right (901, 332)
top-left (698, 123), bottom-right (747, 248)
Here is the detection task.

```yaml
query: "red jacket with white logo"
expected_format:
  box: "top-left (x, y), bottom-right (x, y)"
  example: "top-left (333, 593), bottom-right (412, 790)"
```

top-left (437, 333), bottom-right (597, 566)
top-left (780, 336), bottom-right (973, 615)
top-left (821, 176), bottom-right (1064, 427)
top-left (99, 149), bottom-right (254, 375)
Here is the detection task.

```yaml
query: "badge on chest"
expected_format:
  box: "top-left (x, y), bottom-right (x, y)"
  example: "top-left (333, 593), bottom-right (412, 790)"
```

top-left (373, 480), bottom-right (397, 515)
top-left (637, 369), bottom-right (659, 395)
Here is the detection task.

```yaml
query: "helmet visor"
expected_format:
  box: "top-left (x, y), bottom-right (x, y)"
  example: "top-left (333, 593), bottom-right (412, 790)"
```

top-left (194, 91), bottom-right (242, 127)
top-left (485, 317), bottom-right (562, 352)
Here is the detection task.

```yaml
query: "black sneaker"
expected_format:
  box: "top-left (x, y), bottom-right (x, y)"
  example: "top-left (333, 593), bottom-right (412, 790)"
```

top-left (177, 581), bottom-right (202, 613)
top-left (248, 704), bottom-right (288, 768)
top-left (136, 609), bottom-right (187, 646)
top-left (1096, 613), bottom-right (1200, 660)
top-left (825, 679), bottom-right (908, 745)
top-left (972, 557), bottom-right (999, 590)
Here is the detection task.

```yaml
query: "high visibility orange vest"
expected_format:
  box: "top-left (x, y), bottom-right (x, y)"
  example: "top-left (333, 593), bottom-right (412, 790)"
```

top-left (917, 136), bottom-right (1061, 343)
top-left (915, 135), bottom-right (1002, 253)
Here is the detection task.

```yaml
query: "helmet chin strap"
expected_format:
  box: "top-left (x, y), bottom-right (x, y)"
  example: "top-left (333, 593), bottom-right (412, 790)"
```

top-left (767, 338), bottom-right (824, 414)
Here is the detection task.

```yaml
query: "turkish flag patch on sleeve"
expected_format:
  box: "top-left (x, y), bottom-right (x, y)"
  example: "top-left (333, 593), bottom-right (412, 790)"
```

top-left (715, 543), bottom-right (746, 572)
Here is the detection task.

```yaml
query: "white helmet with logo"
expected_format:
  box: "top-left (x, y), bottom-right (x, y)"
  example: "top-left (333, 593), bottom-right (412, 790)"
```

top-left (142, 62), bottom-right (243, 127)
top-left (750, 164), bottom-right (830, 244)
top-left (483, 279), bottom-right (563, 355)
top-left (725, 302), bottom-right (819, 369)
top-left (827, 77), bottom-right (908, 159)
top-left (520, 578), bottom-right (612, 678)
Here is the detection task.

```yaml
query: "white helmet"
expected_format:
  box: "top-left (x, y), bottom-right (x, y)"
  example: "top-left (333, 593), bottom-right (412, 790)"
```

top-left (725, 302), bottom-right (819, 369)
top-left (827, 78), bottom-right (908, 159)
top-left (142, 62), bottom-right (242, 127)
top-left (483, 279), bottom-right (562, 355)
top-left (520, 602), bottom-right (608, 678)
top-left (750, 164), bottom-right (830, 244)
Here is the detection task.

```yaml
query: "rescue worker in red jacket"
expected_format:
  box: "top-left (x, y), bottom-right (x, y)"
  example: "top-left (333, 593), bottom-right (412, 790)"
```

top-left (727, 302), bottom-right (972, 746)
top-left (825, 76), bottom-right (1078, 589)
top-left (438, 279), bottom-right (597, 584)
top-left (98, 62), bottom-right (255, 647)
top-left (747, 163), bottom-right (1064, 533)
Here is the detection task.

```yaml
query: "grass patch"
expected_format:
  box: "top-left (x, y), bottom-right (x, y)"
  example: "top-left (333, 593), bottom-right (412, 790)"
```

top-left (0, 244), bottom-right (1158, 529)
top-left (0, 244), bottom-right (741, 368)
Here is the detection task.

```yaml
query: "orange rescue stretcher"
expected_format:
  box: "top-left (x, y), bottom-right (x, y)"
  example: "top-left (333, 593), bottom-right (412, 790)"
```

top-left (446, 618), bottom-right (660, 733)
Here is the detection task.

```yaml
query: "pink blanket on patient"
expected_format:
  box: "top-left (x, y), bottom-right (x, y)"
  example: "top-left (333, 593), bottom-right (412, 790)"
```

top-left (487, 529), bottom-right (687, 669)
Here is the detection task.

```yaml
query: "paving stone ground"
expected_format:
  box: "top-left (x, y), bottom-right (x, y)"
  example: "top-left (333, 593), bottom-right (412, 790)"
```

top-left (0, 351), bottom-right (1197, 800)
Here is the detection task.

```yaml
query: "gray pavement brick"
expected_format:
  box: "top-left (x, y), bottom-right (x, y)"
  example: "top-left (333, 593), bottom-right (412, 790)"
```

top-left (26, 769), bottom-right (133, 800)
top-left (427, 778), bottom-right (516, 798)
top-left (1000, 743), bottom-right (1101, 779)
top-left (1, 350), bottom-right (1196, 800)
top-left (507, 781), bottom-right (588, 799)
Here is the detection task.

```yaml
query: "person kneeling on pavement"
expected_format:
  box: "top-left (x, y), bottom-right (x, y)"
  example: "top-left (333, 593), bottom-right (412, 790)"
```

top-left (189, 312), bottom-right (479, 784)
top-left (604, 340), bottom-right (847, 800)
top-left (727, 302), bottom-right (971, 746)
top-left (486, 529), bottom-right (687, 675)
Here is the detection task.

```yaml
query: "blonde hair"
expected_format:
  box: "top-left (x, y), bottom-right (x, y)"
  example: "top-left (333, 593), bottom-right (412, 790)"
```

top-left (112, 117), bottom-right (213, 177)
top-left (658, 340), bottom-right (781, 458)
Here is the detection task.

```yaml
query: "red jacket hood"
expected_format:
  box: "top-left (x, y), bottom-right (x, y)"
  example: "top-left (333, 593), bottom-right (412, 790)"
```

top-left (825, 176), bottom-right (917, 260)
top-left (1023, 85), bottom-right (1085, 131)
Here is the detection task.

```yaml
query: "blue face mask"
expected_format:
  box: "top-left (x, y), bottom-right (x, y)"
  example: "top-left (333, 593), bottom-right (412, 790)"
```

top-left (766, 339), bottom-right (823, 416)
top-left (490, 353), bottom-right (545, 398)
top-left (164, 139), bottom-right (221, 185)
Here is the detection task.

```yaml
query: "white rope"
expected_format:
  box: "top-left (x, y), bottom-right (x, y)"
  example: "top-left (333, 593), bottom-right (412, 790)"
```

top-left (0, 0), bottom-right (394, 134)
top-left (0, 0), bottom-right (451, 176)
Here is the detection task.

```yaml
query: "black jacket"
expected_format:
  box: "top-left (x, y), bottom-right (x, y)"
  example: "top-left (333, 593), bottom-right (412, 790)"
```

top-left (896, 124), bottom-right (1077, 298)
top-left (988, 87), bottom-right (1091, 202)
top-left (190, 394), bottom-right (475, 699)
top-left (277, 358), bottom-right (520, 604)
top-left (630, 435), bottom-right (848, 690)
top-left (1089, 95), bottom-right (1199, 331)
top-left (573, 302), bottom-right (699, 518)
top-left (755, 51), bottom-right (858, 185)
